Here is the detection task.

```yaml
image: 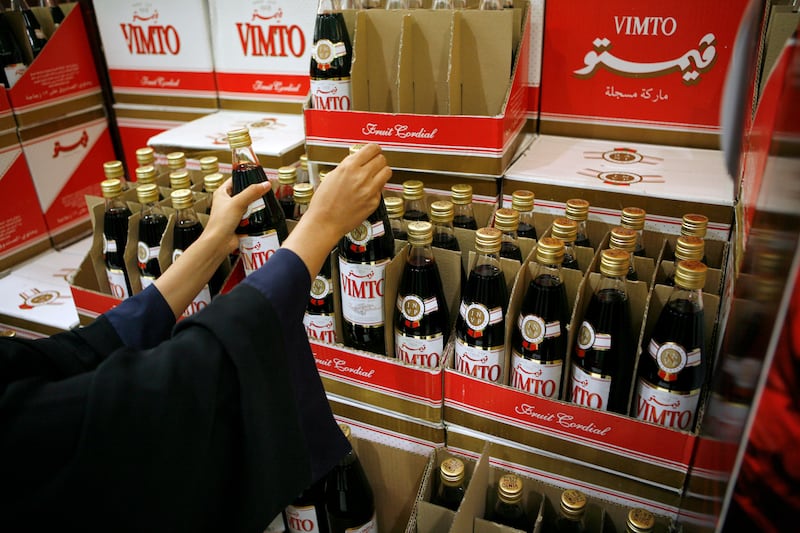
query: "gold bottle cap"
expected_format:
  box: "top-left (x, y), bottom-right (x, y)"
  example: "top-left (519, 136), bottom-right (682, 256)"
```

top-left (318, 170), bottom-right (328, 182)
top-left (621, 207), bottom-right (646, 230)
top-left (166, 151), bottom-right (186, 170)
top-left (475, 227), bottom-right (502, 254)
top-left (204, 172), bottom-right (224, 193)
top-left (429, 200), bottom-right (454, 223)
top-left (199, 156), bottom-right (219, 173)
top-left (293, 183), bottom-right (314, 205)
top-left (103, 160), bottom-right (125, 179)
top-left (561, 489), bottom-right (587, 517)
top-left (681, 213), bottom-right (709, 238)
top-left (407, 221), bottom-right (433, 246)
top-left (402, 179), bottom-right (425, 200)
top-left (101, 178), bottom-right (124, 198)
top-left (136, 183), bottom-right (160, 204)
top-left (493, 207), bottom-right (519, 232)
top-left (349, 144), bottom-right (365, 155)
top-left (674, 260), bottom-right (707, 290)
top-left (536, 237), bottom-right (565, 266)
top-left (626, 508), bottom-right (655, 533)
top-left (565, 198), bottom-right (589, 221)
top-left (278, 165), bottom-right (298, 184)
top-left (384, 195), bottom-right (405, 218)
top-left (0, 329), bottom-right (16, 337)
top-left (171, 188), bottom-right (194, 210)
top-left (599, 248), bottom-right (631, 277)
top-left (497, 474), bottom-right (523, 504)
top-left (338, 423), bottom-right (352, 440)
top-left (551, 217), bottom-right (578, 243)
top-left (511, 189), bottom-right (535, 211)
top-left (135, 147), bottom-right (155, 166)
top-left (440, 457), bottom-right (465, 486)
top-left (300, 153), bottom-right (308, 169)
top-left (135, 165), bottom-right (157, 184)
top-left (675, 235), bottom-right (705, 262)
top-left (451, 183), bottom-right (473, 205)
top-left (170, 170), bottom-right (192, 190)
top-left (227, 128), bottom-right (252, 149)
top-left (610, 226), bottom-right (638, 253)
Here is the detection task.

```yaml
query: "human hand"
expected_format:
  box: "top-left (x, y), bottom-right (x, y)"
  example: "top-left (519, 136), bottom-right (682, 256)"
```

top-left (204, 178), bottom-right (272, 254)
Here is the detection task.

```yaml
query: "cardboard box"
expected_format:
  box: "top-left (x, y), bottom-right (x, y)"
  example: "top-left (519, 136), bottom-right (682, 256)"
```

top-left (304, 4), bottom-right (531, 177)
top-left (503, 135), bottom-right (736, 242)
top-left (539, 0), bottom-right (754, 149)
top-left (0, 88), bottom-right (15, 133)
top-left (93, 0), bottom-right (218, 109)
top-left (2, 3), bottom-right (106, 128)
top-left (18, 107), bottom-right (117, 246)
top-left (0, 130), bottom-right (51, 272)
top-left (113, 103), bottom-right (217, 182)
top-left (208, 0), bottom-right (317, 113)
top-left (0, 271), bottom-right (79, 338)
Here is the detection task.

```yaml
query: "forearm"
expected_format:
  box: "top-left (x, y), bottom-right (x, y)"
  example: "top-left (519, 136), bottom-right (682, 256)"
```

top-left (281, 213), bottom-right (342, 282)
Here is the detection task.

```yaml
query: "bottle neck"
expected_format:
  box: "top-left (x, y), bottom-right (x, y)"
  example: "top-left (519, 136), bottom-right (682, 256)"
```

top-left (501, 228), bottom-right (519, 244)
top-left (231, 144), bottom-right (260, 168)
top-left (408, 242), bottom-right (435, 265)
top-left (474, 251), bottom-right (501, 272)
top-left (176, 206), bottom-right (200, 225)
top-left (668, 285), bottom-right (704, 311)
top-left (453, 202), bottom-right (475, 219)
top-left (318, 0), bottom-right (341, 14)
top-left (433, 219), bottom-right (455, 236)
top-left (294, 203), bottom-right (310, 220)
top-left (531, 261), bottom-right (563, 282)
top-left (597, 272), bottom-right (628, 296)
top-left (141, 201), bottom-right (165, 217)
top-left (105, 196), bottom-right (127, 211)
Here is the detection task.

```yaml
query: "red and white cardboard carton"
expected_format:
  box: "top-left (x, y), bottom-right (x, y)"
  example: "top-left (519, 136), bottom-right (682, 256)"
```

top-left (208, 0), bottom-right (317, 112)
top-left (3, 3), bottom-right (106, 128)
top-left (539, 0), bottom-right (753, 149)
top-left (0, 272), bottom-right (79, 338)
top-left (18, 108), bottom-right (116, 246)
top-left (93, 0), bottom-right (218, 109)
top-left (113, 103), bottom-right (218, 176)
top-left (0, 131), bottom-right (51, 272)
top-left (502, 135), bottom-right (736, 241)
top-left (0, 88), bottom-right (15, 134)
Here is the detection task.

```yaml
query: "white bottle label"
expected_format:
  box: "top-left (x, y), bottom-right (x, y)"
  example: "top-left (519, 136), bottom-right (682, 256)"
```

top-left (338, 258), bottom-right (388, 327)
top-left (454, 337), bottom-right (504, 383)
top-left (310, 78), bottom-right (352, 111)
top-left (312, 39), bottom-right (348, 66)
top-left (304, 312), bottom-right (336, 344)
top-left (106, 267), bottom-right (129, 299)
top-left (310, 274), bottom-right (333, 301)
top-left (570, 364), bottom-right (612, 411)
top-left (285, 504), bottom-right (322, 533)
top-left (182, 285), bottom-right (212, 317)
top-left (634, 379), bottom-right (700, 431)
top-left (346, 514), bottom-right (378, 533)
top-left (5, 63), bottom-right (26, 88)
top-left (137, 241), bottom-right (160, 264)
top-left (509, 353), bottom-right (562, 399)
top-left (395, 331), bottom-right (444, 369)
top-left (518, 313), bottom-right (561, 348)
top-left (239, 231), bottom-right (280, 276)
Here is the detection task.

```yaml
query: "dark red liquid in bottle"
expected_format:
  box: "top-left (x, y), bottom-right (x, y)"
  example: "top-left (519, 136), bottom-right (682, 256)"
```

top-left (456, 264), bottom-right (508, 352)
top-left (138, 213), bottom-right (167, 278)
top-left (173, 220), bottom-right (227, 297)
top-left (517, 222), bottom-right (537, 240)
top-left (432, 233), bottom-right (459, 251)
top-left (500, 241), bottom-right (523, 263)
top-left (325, 449), bottom-right (376, 533)
top-left (395, 259), bottom-right (449, 368)
top-left (489, 500), bottom-right (528, 531)
top-left (403, 209), bottom-right (428, 222)
top-left (232, 162), bottom-right (288, 241)
top-left (311, 12), bottom-right (352, 80)
top-left (453, 214), bottom-right (478, 230)
top-left (278, 193), bottom-right (295, 221)
top-left (285, 477), bottom-right (329, 533)
top-left (562, 253), bottom-right (580, 271)
top-left (103, 206), bottom-right (132, 296)
top-left (575, 235), bottom-right (591, 248)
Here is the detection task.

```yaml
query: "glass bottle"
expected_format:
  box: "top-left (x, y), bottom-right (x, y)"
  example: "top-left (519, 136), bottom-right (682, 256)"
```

top-left (166, 151), bottom-right (187, 175)
top-left (135, 146), bottom-right (155, 170)
top-left (511, 189), bottom-right (537, 240)
top-left (311, 0), bottom-right (352, 111)
top-left (169, 169), bottom-right (192, 192)
top-left (451, 183), bottom-right (478, 230)
top-left (634, 260), bottom-right (707, 431)
top-left (203, 172), bottom-right (224, 215)
top-left (285, 477), bottom-right (330, 533)
top-left (297, 153), bottom-right (310, 184)
top-left (487, 474), bottom-right (527, 530)
top-left (0, 15), bottom-right (26, 88)
top-left (432, 457), bottom-right (466, 511)
top-left (385, 0), bottom-right (409, 8)
top-left (480, 0), bottom-right (502, 10)
top-left (300, 184), bottom-right (336, 346)
top-left (276, 165), bottom-right (297, 220)
top-left (135, 183), bottom-right (168, 290)
top-left (609, 226), bottom-right (639, 282)
top-left (664, 235), bottom-right (705, 286)
top-left (101, 178), bottom-right (132, 299)
top-left (325, 424), bottom-right (377, 533)
top-left (509, 237), bottom-right (569, 400)
top-left (429, 200), bottom-right (459, 252)
top-left (432, 0), bottom-right (454, 8)
top-left (620, 207), bottom-right (646, 257)
top-left (199, 155), bottom-right (219, 176)
top-left (571, 249), bottom-right (634, 414)
top-left (565, 198), bottom-right (591, 248)
top-left (385, 195), bottom-right (407, 241)
top-left (454, 227), bottom-right (508, 383)
top-left (394, 221), bottom-right (450, 369)
top-left (681, 213), bottom-right (708, 264)
top-left (293, 182), bottom-right (313, 221)
top-left (402, 179), bottom-right (428, 222)
top-left (554, 489), bottom-right (587, 533)
top-left (550, 217), bottom-right (580, 271)
top-left (493, 207), bottom-right (523, 263)
top-left (170, 189), bottom-right (228, 314)
top-left (625, 507), bottom-right (655, 533)
top-left (338, 144), bottom-right (394, 355)
top-left (227, 128), bottom-right (288, 276)
top-left (11, 0), bottom-right (47, 59)
top-left (103, 159), bottom-right (129, 190)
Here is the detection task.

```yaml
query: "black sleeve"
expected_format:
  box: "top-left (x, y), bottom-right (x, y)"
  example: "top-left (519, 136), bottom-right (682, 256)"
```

top-left (0, 283), bottom-right (349, 533)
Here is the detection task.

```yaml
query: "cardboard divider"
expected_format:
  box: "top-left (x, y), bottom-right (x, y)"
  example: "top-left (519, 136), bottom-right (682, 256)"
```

top-left (352, 9), bottom-right (408, 113)
top-left (415, 447), bottom-right (480, 533)
top-left (398, 10), bottom-right (453, 115)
